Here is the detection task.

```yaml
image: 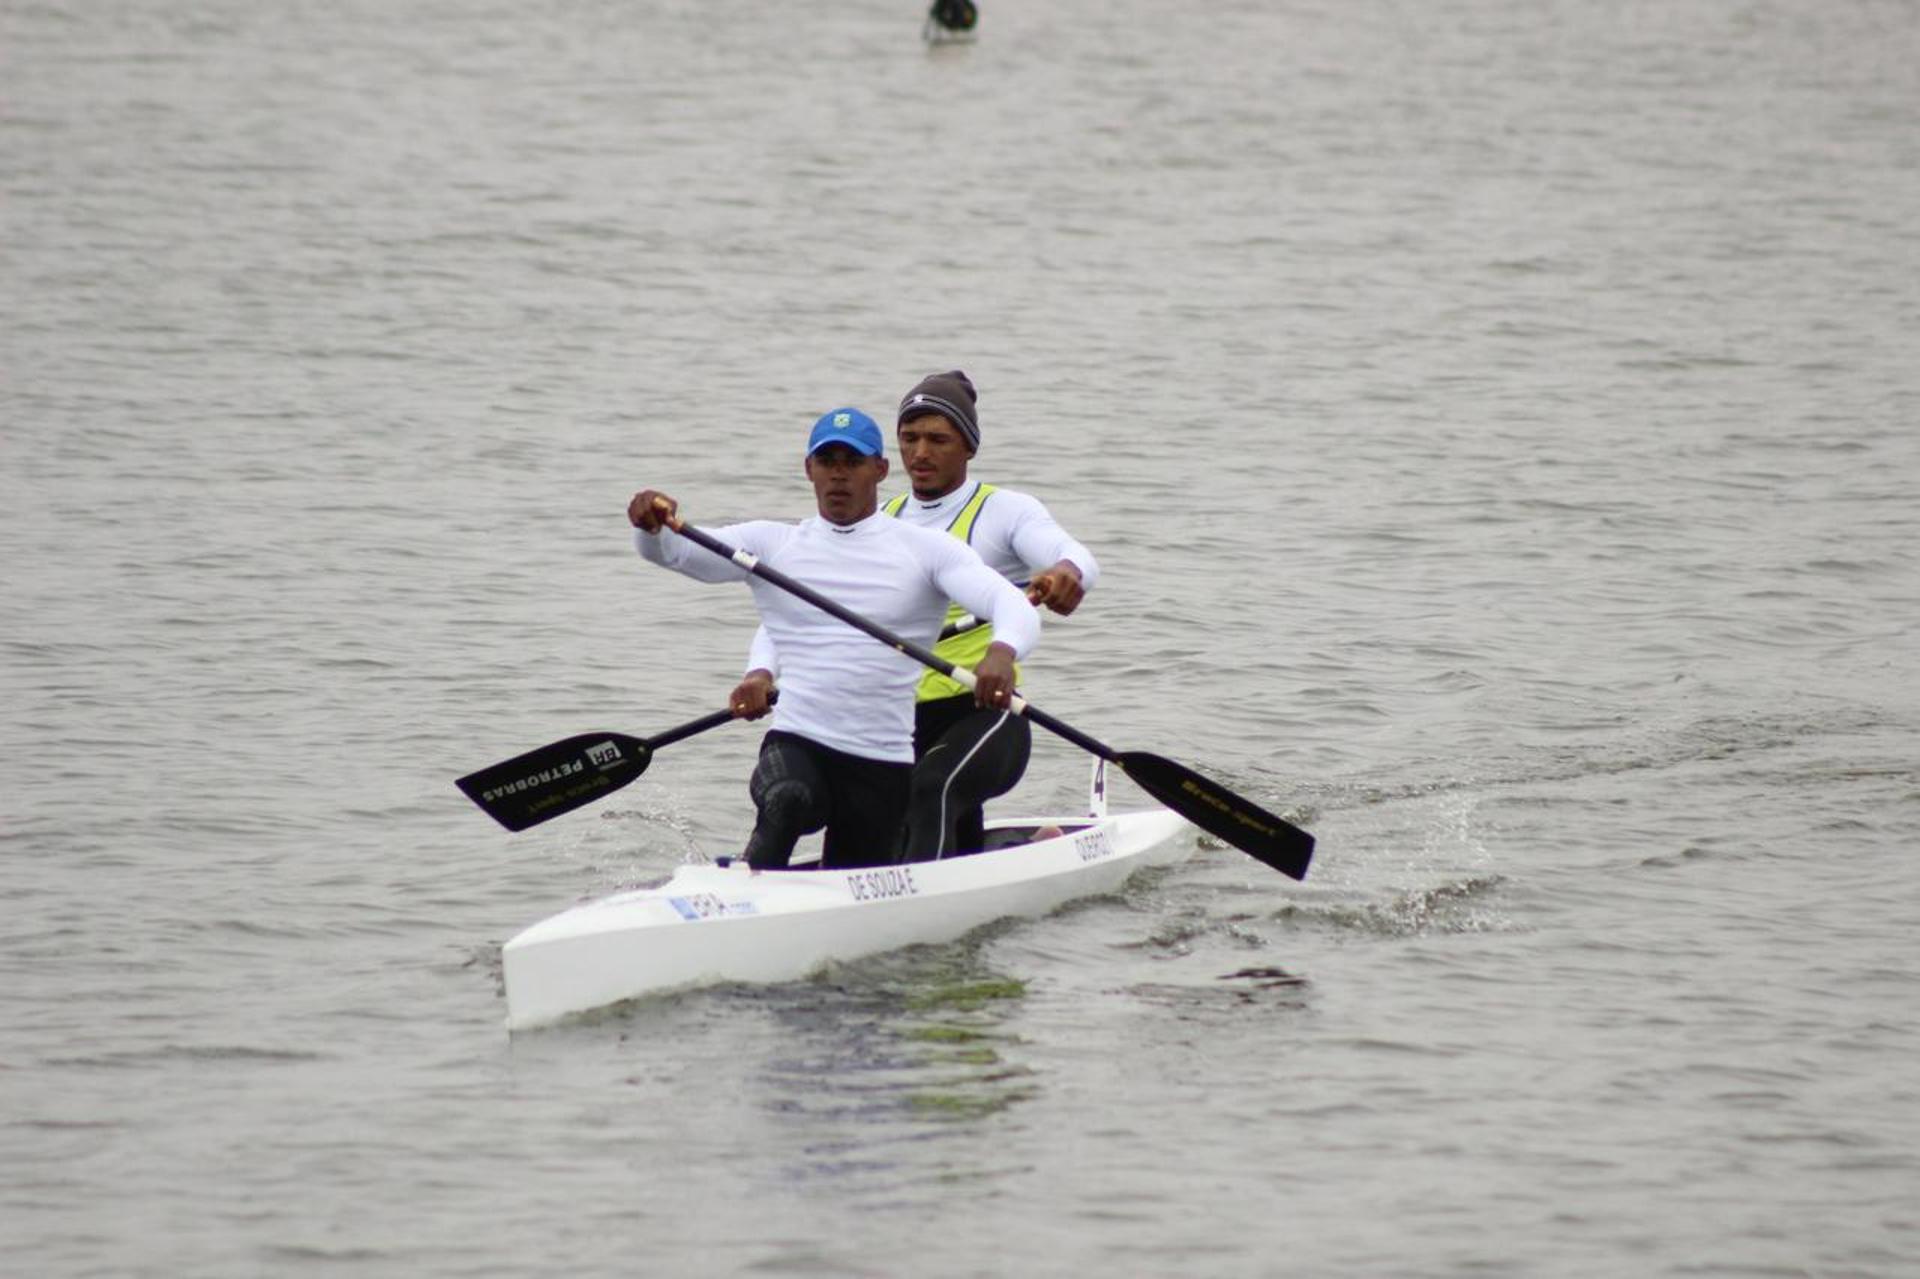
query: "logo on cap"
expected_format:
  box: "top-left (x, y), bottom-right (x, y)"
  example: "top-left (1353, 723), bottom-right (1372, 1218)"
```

top-left (807, 406), bottom-right (882, 457)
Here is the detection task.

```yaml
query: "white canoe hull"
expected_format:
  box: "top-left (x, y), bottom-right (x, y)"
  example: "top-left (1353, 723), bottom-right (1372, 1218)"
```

top-left (502, 807), bottom-right (1190, 1030)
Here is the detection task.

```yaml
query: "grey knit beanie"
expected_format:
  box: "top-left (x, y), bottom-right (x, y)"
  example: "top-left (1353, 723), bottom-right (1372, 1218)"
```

top-left (897, 370), bottom-right (980, 451)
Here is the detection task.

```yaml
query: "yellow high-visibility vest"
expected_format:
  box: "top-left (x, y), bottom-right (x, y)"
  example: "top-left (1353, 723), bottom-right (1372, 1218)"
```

top-left (884, 485), bottom-right (1018, 702)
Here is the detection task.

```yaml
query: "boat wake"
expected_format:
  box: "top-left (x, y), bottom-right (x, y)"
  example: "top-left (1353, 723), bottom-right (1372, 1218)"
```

top-left (1267, 875), bottom-right (1514, 940)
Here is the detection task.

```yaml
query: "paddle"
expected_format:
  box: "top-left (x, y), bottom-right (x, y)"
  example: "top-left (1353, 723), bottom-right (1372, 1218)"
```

top-left (937, 581), bottom-right (1028, 641)
top-left (664, 518), bottom-right (1315, 880)
top-left (456, 699), bottom-right (770, 832)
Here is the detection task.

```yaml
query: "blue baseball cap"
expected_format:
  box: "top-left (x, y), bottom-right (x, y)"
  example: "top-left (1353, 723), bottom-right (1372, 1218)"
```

top-left (806, 408), bottom-right (884, 458)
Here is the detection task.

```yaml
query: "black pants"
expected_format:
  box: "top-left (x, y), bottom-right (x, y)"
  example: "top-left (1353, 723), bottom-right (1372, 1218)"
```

top-left (902, 695), bottom-right (1033, 861)
top-left (742, 730), bottom-right (911, 870)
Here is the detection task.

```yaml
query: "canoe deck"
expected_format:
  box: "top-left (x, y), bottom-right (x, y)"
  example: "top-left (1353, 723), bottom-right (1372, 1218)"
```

top-left (502, 806), bottom-right (1190, 1030)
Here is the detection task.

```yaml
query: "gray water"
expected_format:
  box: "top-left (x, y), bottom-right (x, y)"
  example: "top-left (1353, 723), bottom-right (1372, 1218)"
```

top-left (6, 0), bottom-right (1918, 1274)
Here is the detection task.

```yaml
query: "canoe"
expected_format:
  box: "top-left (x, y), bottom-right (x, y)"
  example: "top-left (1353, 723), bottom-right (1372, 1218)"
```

top-left (501, 772), bottom-right (1191, 1030)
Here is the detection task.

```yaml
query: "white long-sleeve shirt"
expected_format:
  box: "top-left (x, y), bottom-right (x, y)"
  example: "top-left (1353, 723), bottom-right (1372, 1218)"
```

top-left (746, 479), bottom-right (1098, 691)
top-left (636, 511), bottom-right (1039, 762)
top-left (887, 479), bottom-right (1100, 588)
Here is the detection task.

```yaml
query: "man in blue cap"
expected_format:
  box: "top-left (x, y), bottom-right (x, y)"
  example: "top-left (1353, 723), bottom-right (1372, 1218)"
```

top-left (628, 408), bottom-right (1039, 870)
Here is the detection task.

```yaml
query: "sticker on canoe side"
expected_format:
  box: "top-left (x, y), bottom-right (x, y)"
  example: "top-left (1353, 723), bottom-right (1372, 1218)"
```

top-left (668, 894), bottom-right (759, 921)
top-left (1073, 828), bottom-right (1114, 863)
top-left (846, 866), bottom-right (919, 903)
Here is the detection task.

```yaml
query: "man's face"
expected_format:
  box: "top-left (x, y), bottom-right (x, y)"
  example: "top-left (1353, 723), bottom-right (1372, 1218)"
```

top-left (896, 413), bottom-right (973, 499)
top-left (805, 444), bottom-right (889, 525)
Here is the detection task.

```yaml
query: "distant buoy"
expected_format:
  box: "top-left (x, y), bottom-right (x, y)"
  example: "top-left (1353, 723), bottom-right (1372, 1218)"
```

top-left (925, 0), bottom-right (978, 42)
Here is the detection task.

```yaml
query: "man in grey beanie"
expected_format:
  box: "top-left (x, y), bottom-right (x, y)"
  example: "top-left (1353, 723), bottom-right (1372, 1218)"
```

top-left (884, 369), bottom-right (1101, 860)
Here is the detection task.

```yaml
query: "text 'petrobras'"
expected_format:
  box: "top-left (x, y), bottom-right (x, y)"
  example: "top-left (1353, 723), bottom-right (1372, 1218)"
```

top-left (482, 759), bottom-right (582, 803)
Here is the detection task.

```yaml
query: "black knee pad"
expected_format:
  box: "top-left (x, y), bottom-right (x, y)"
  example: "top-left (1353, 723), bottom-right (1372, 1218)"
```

top-left (755, 777), bottom-right (821, 836)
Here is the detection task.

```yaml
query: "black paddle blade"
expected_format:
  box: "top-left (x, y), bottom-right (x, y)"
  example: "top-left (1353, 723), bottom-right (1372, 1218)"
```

top-left (456, 732), bottom-right (655, 832)
top-left (1118, 751), bottom-right (1315, 880)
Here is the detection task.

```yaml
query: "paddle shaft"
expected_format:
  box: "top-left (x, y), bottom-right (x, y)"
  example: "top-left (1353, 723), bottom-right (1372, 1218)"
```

top-left (669, 522), bottom-right (1117, 758)
top-left (938, 581), bottom-right (1029, 642)
top-left (645, 705), bottom-right (736, 750)
top-left (664, 519), bottom-right (1314, 879)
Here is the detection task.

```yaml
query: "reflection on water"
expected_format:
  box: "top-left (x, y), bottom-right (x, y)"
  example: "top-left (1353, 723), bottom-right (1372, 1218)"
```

top-left (1125, 971), bottom-right (1315, 1019)
top-left (741, 939), bottom-right (1043, 1133)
